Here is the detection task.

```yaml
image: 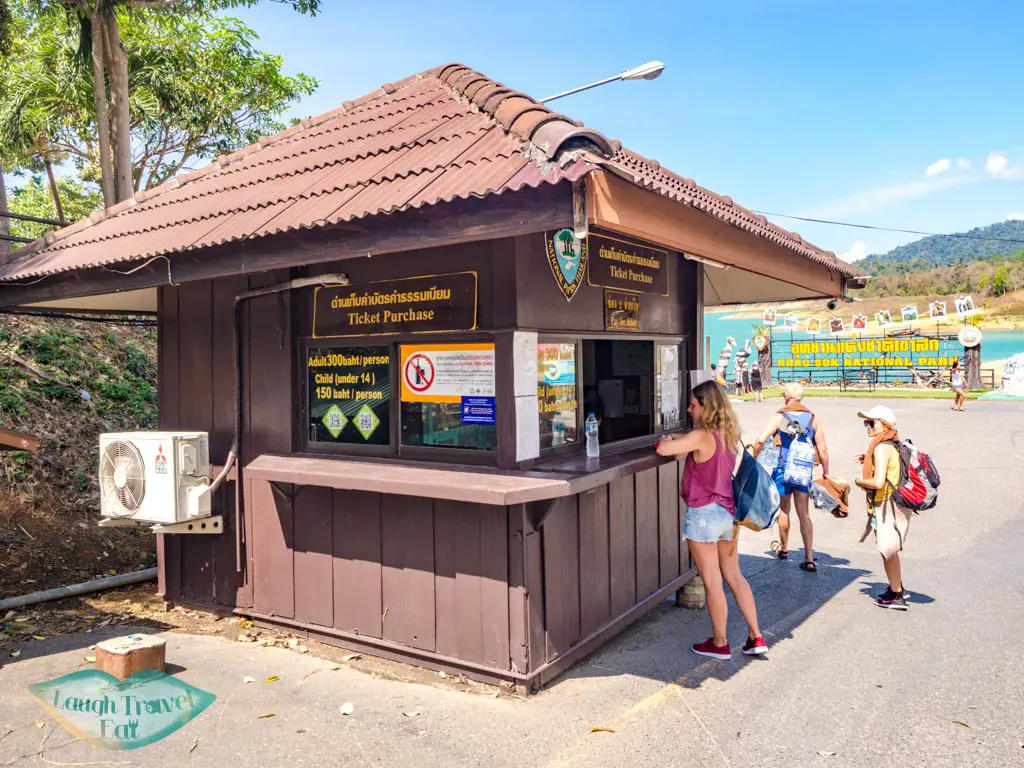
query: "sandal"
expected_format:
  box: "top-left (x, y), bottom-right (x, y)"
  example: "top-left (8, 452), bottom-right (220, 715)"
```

top-left (770, 541), bottom-right (789, 560)
top-left (799, 561), bottom-right (817, 573)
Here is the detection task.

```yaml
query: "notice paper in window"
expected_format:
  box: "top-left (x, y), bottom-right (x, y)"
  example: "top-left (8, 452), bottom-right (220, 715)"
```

top-left (400, 343), bottom-right (495, 403)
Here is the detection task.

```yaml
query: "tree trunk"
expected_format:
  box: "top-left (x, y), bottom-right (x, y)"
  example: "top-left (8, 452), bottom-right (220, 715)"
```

top-left (758, 345), bottom-right (773, 388)
top-left (90, 9), bottom-right (115, 209)
top-left (44, 158), bottom-right (66, 223)
top-left (965, 344), bottom-right (982, 390)
top-left (0, 156), bottom-right (12, 263)
top-left (103, 11), bottom-right (133, 203)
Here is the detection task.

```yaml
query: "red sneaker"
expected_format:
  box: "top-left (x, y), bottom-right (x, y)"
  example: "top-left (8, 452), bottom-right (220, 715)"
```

top-left (742, 636), bottom-right (768, 655)
top-left (692, 638), bottom-right (731, 660)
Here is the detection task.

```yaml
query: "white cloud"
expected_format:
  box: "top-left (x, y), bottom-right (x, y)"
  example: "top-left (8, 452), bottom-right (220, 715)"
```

top-left (1007, 213), bottom-right (1024, 221)
top-left (800, 175), bottom-right (974, 220)
top-left (925, 158), bottom-right (951, 177)
top-left (840, 241), bottom-right (871, 262)
top-left (957, 158), bottom-right (972, 170)
top-left (985, 151), bottom-right (1024, 180)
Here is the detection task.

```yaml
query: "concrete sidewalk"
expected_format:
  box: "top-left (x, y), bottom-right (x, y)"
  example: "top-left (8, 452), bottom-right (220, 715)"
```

top-left (2, 397), bottom-right (1023, 767)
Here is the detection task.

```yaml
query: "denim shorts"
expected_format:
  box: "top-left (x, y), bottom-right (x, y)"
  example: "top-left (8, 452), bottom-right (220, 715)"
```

top-left (682, 501), bottom-right (736, 543)
top-left (772, 465), bottom-right (811, 497)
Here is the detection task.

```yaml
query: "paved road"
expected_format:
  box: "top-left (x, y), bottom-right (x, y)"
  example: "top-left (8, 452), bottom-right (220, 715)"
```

top-left (2, 397), bottom-right (1023, 767)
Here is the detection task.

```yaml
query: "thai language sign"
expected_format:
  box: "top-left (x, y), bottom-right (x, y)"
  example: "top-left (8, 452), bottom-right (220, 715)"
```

top-left (604, 289), bottom-right (642, 331)
top-left (774, 337), bottom-right (959, 369)
top-left (587, 233), bottom-right (669, 296)
top-left (313, 272), bottom-right (477, 337)
top-left (307, 345), bottom-right (390, 444)
top-left (400, 343), bottom-right (495, 404)
top-left (28, 669), bottom-right (215, 751)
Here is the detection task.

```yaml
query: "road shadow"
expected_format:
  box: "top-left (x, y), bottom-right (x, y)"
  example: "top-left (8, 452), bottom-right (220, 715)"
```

top-left (549, 552), bottom-right (870, 691)
top-left (858, 580), bottom-right (935, 605)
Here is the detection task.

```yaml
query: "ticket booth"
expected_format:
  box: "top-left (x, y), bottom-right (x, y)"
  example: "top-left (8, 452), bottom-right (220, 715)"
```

top-left (0, 64), bottom-right (862, 692)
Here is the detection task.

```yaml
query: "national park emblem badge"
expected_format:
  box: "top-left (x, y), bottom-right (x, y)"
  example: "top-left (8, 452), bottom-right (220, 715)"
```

top-left (546, 229), bottom-right (588, 302)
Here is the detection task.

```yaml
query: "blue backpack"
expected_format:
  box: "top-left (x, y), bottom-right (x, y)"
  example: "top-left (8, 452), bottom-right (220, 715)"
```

top-left (732, 447), bottom-right (781, 534)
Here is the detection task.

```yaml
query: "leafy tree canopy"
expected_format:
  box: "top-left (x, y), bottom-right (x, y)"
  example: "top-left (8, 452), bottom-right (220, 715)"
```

top-left (8, 175), bottom-right (102, 239)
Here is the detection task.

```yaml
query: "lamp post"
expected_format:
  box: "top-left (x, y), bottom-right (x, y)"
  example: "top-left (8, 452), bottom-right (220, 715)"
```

top-left (539, 61), bottom-right (665, 104)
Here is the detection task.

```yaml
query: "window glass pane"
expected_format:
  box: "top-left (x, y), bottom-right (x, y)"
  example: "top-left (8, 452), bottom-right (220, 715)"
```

top-left (399, 343), bottom-right (497, 451)
top-left (582, 340), bottom-right (654, 443)
top-left (538, 342), bottom-right (578, 450)
top-left (307, 345), bottom-right (390, 445)
top-left (656, 343), bottom-right (683, 431)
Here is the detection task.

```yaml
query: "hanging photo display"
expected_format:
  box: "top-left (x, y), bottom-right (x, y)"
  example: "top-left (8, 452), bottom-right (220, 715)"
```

top-left (875, 310), bottom-right (893, 328)
top-left (955, 295), bottom-right (975, 315)
top-left (929, 301), bottom-right (947, 318)
top-left (762, 308), bottom-right (777, 326)
top-left (958, 326), bottom-right (982, 348)
top-left (783, 313), bottom-right (799, 329)
top-left (807, 318), bottom-right (822, 334)
top-left (852, 315), bottom-right (867, 330)
top-left (901, 305), bottom-right (919, 323)
top-left (829, 317), bottom-right (845, 334)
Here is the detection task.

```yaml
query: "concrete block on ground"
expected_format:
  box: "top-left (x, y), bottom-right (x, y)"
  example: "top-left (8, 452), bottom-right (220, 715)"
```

top-left (95, 633), bottom-right (166, 680)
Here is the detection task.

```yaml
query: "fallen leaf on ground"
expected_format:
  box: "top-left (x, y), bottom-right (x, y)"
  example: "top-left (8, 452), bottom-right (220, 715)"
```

top-left (298, 645), bottom-right (309, 654)
top-left (296, 729), bottom-right (307, 734)
top-left (953, 720), bottom-right (970, 728)
top-left (257, 713), bottom-right (275, 719)
top-left (590, 727), bottom-right (615, 734)
top-left (34, 720), bottom-right (44, 728)
top-left (817, 751), bottom-right (837, 757)
top-left (287, 638), bottom-right (299, 649)
top-left (239, 619), bottom-right (253, 628)
top-left (438, 671), bottom-right (447, 679)
top-left (341, 653), bottom-right (361, 662)
top-left (9, 650), bottom-right (20, 658)
top-left (84, 656), bottom-right (96, 663)
top-left (403, 711), bottom-right (420, 718)
top-left (243, 676), bottom-right (255, 684)
top-left (339, 702), bottom-right (355, 716)
top-left (32, 635), bottom-right (45, 641)
top-left (2, 611), bottom-right (13, 620)
top-left (264, 676), bottom-right (280, 683)
top-left (189, 737), bottom-right (199, 756)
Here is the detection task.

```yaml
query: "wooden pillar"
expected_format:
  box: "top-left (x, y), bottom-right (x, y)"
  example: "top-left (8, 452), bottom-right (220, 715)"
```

top-left (965, 344), bottom-right (982, 390)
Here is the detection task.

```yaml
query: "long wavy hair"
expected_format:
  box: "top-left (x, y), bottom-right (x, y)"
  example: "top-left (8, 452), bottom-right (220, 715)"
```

top-left (692, 380), bottom-right (741, 450)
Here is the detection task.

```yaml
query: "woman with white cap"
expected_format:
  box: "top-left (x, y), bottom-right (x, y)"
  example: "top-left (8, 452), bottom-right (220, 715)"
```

top-left (854, 405), bottom-right (910, 610)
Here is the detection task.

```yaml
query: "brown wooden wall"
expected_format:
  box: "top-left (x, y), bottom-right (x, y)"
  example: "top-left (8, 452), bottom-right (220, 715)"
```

top-left (236, 460), bottom-right (685, 677)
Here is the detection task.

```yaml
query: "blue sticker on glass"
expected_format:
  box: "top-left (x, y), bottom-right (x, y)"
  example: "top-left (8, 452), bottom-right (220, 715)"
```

top-left (460, 396), bottom-right (496, 425)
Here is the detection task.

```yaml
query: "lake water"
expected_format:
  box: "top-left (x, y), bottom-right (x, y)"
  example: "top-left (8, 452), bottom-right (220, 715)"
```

top-left (703, 311), bottom-right (1024, 382)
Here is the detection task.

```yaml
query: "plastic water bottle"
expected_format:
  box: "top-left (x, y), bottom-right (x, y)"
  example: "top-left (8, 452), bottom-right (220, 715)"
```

top-left (585, 413), bottom-right (600, 458)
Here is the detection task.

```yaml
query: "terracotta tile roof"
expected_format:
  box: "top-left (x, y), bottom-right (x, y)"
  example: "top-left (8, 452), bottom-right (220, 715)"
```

top-left (0, 63), bottom-right (860, 282)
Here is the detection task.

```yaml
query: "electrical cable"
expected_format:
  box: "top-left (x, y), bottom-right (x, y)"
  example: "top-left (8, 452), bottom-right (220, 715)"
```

top-left (752, 211), bottom-right (1024, 245)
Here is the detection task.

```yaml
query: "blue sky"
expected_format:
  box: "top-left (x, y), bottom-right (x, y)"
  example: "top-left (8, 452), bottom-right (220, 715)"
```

top-left (13, 1), bottom-right (1022, 261)
top-left (228, 0), bottom-right (1023, 261)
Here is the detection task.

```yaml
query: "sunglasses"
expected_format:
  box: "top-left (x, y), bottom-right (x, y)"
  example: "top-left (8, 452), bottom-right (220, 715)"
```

top-left (863, 419), bottom-right (876, 428)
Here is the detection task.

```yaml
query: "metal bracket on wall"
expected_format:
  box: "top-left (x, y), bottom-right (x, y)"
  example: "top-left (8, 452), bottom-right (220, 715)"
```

top-left (99, 516), bottom-right (224, 534)
top-left (526, 499), bottom-right (558, 531)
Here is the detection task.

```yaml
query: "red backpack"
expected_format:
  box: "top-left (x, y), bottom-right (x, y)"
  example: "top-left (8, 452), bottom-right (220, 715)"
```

top-left (884, 438), bottom-right (940, 511)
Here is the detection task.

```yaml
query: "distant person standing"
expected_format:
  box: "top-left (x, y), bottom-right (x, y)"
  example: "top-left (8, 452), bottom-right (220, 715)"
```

top-left (753, 383), bottom-right (830, 571)
top-left (854, 406), bottom-right (910, 610)
top-left (734, 363), bottom-right (744, 395)
top-left (950, 359), bottom-right (967, 411)
top-left (742, 363), bottom-right (752, 395)
top-left (750, 363), bottom-right (764, 402)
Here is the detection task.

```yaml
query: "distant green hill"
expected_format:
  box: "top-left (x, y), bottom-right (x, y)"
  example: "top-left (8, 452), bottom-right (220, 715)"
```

top-left (858, 219), bottom-right (1024, 274)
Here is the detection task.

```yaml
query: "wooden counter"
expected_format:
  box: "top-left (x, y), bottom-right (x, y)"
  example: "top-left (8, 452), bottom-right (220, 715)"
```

top-left (244, 446), bottom-right (677, 505)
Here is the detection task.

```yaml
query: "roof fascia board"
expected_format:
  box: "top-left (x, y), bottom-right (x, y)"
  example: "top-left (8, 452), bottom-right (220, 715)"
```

top-left (0, 184), bottom-right (573, 308)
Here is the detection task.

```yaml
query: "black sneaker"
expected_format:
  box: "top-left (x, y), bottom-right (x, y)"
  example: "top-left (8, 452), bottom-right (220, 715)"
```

top-left (874, 588), bottom-right (908, 611)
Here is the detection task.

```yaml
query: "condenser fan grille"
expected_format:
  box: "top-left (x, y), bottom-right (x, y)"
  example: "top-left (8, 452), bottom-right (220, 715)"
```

top-left (100, 441), bottom-right (147, 516)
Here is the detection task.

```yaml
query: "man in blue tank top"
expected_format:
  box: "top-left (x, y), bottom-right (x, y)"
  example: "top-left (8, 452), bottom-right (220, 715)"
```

top-left (753, 383), bottom-right (831, 572)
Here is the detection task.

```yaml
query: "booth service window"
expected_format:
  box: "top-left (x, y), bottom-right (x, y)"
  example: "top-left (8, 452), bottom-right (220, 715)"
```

top-left (399, 343), bottom-right (497, 451)
top-left (307, 345), bottom-right (391, 445)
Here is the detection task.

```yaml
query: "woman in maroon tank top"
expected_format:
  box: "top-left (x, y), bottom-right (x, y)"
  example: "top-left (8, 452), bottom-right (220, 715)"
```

top-left (656, 380), bottom-right (767, 659)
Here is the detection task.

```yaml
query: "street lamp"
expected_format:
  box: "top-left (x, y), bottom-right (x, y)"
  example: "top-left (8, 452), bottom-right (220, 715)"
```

top-left (539, 61), bottom-right (666, 104)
